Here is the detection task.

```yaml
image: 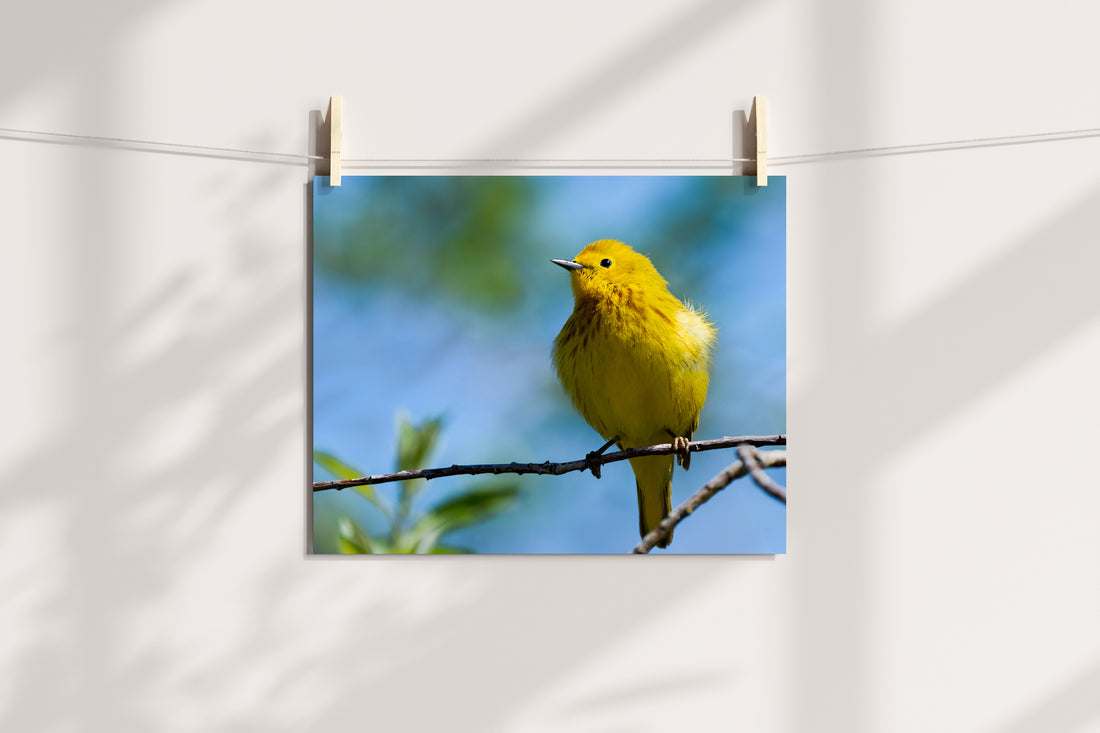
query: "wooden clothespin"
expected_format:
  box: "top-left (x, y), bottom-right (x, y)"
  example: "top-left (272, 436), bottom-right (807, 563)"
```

top-left (324, 95), bottom-right (343, 186)
top-left (751, 94), bottom-right (767, 186)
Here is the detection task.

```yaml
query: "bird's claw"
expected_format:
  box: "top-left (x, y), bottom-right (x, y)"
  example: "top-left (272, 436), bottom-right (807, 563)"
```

top-left (583, 437), bottom-right (618, 479)
top-left (673, 436), bottom-right (691, 470)
top-left (584, 451), bottom-right (603, 479)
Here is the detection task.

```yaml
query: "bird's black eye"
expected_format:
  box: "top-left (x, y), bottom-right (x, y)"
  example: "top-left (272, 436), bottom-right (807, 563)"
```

top-left (600, 258), bottom-right (612, 268)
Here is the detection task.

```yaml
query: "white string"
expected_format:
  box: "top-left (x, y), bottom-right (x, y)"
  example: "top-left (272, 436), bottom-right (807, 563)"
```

top-left (0, 126), bottom-right (323, 163)
top-left (342, 160), bottom-right (753, 170)
top-left (344, 126), bottom-right (1100, 168)
top-left (770, 126), bottom-right (1100, 165)
top-left (2, 124), bottom-right (1099, 170)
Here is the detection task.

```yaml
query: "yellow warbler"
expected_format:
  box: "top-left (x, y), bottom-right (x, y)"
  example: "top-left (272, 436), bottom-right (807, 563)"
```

top-left (552, 239), bottom-right (716, 548)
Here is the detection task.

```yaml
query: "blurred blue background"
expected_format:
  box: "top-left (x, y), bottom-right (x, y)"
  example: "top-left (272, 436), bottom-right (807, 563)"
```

top-left (312, 175), bottom-right (785, 553)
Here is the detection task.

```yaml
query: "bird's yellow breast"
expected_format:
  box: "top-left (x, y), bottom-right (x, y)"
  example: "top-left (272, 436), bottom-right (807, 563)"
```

top-left (553, 284), bottom-right (714, 449)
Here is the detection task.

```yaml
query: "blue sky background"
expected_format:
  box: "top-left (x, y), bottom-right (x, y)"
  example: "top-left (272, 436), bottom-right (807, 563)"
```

top-left (312, 175), bottom-right (786, 554)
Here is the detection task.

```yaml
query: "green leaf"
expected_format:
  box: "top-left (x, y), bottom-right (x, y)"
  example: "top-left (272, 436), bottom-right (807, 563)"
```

top-left (398, 484), bottom-right (518, 554)
top-left (422, 484), bottom-right (520, 533)
top-left (314, 450), bottom-right (390, 519)
top-left (390, 413), bottom-right (445, 546)
top-left (336, 516), bottom-right (373, 554)
top-left (411, 525), bottom-right (446, 554)
top-left (395, 413), bottom-right (444, 472)
top-left (336, 537), bottom-right (367, 554)
top-left (429, 545), bottom-right (473, 554)
top-left (313, 450), bottom-right (362, 479)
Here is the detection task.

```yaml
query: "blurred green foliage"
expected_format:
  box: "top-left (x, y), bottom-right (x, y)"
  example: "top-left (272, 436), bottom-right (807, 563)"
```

top-left (314, 177), bottom-right (536, 311)
top-left (312, 176), bottom-right (757, 320)
top-left (313, 414), bottom-right (520, 554)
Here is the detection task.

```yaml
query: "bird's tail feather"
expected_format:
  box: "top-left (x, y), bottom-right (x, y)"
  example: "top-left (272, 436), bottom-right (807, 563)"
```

top-left (630, 454), bottom-right (674, 548)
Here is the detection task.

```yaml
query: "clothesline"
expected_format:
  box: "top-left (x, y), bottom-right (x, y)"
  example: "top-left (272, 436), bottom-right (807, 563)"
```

top-left (2, 124), bottom-right (1098, 170)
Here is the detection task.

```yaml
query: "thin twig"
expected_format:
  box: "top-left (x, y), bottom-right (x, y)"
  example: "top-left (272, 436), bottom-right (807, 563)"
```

top-left (312, 434), bottom-right (787, 492)
top-left (736, 444), bottom-right (788, 503)
top-left (631, 449), bottom-right (787, 554)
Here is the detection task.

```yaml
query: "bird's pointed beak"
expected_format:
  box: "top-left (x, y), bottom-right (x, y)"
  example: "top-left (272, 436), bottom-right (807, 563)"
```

top-left (551, 259), bottom-right (584, 271)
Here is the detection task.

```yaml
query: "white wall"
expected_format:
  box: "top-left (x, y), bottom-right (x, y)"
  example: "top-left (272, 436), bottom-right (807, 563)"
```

top-left (2, 1), bottom-right (1098, 731)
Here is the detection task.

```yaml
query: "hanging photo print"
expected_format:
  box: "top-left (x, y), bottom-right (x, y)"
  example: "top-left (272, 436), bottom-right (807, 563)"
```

top-left (311, 175), bottom-right (786, 554)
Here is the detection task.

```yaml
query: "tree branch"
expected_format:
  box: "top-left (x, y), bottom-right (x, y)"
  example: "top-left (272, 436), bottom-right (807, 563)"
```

top-left (312, 434), bottom-right (787, 492)
top-left (631, 449), bottom-right (787, 554)
top-left (736, 444), bottom-right (788, 503)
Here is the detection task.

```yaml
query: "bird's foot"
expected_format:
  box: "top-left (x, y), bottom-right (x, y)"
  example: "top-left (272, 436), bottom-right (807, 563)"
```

top-left (584, 451), bottom-right (602, 479)
top-left (672, 436), bottom-right (691, 470)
